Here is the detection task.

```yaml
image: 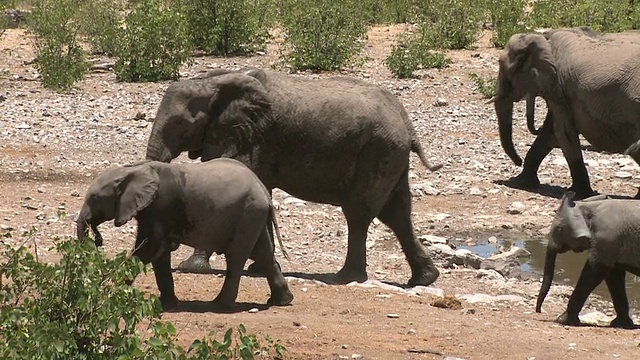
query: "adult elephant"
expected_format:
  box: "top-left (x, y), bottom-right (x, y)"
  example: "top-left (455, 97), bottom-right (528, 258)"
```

top-left (145, 68), bottom-right (443, 287)
top-left (493, 27), bottom-right (640, 198)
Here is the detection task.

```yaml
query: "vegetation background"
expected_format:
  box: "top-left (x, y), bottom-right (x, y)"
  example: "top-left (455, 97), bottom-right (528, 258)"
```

top-left (2, 0), bottom-right (640, 358)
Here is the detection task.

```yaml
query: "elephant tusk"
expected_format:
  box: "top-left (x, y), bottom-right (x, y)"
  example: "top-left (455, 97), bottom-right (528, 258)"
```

top-left (485, 96), bottom-right (498, 104)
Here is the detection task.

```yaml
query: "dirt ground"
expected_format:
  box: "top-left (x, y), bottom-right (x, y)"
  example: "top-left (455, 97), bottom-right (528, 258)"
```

top-left (2, 25), bottom-right (640, 359)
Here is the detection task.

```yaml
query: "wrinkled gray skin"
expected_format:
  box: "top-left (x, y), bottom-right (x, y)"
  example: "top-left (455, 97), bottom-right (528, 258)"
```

top-left (536, 192), bottom-right (640, 328)
top-left (495, 27), bottom-right (640, 199)
top-left (145, 68), bottom-right (443, 287)
top-left (76, 159), bottom-right (293, 311)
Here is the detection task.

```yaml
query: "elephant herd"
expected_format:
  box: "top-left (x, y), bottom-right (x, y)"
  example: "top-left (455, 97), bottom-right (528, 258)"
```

top-left (77, 26), bottom-right (640, 328)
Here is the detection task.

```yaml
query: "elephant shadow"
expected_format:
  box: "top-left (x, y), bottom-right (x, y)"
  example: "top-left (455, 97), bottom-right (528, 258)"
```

top-left (494, 179), bottom-right (636, 200)
top-left (538, 318), bottom-right (640, 330)
top-left (168, 300), bottom-right (271, 314)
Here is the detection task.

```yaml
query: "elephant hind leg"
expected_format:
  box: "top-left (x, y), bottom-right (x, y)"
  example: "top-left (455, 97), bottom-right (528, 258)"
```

top-left (333, 205), bottom-right (375, 284)
top-left (251, 229), bottom-right (293, 306)
top-left (376, 170), bottom-right (439, 287)
top-left (605, 267), bottom-right (634, 328)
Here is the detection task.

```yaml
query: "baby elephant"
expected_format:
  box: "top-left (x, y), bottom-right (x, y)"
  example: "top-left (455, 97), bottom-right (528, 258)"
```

top-left (76, 158), bottom-right (293, 311)
top-left (536, 192), bottom-right (640, 328)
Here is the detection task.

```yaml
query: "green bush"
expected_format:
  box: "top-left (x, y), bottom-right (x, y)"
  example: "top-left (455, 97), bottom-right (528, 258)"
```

top-left (28, 0), bottom-right (89, 90)
top-left (114, 0), bottom-right (192, 82)
top-left (469, 72), bottom-right (497, 99)
top-left (179, 0), bottom-right (272, 56)
top-left (77, 0), bottom-right (122, 56)
top-left (279, 0), bottom-right (370, 71)
top-left (418, 0), bottom-right (484, 50)
top-left (0, 232), bottom-right (286, 359)
top-left (487, 0), bottom-right (528, 48)
top-left (385, 37), bottom-right (451, 78)
top-left (531, 0), bottom-right (636, 32)
top-left (364, 0), bottom-right (418, 24)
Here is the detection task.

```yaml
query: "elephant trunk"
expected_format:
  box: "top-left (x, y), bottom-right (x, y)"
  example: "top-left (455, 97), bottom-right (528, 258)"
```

top-left (496, 97), bottom-right (523, 166)
top-left (145, 122), bottom-right (174, 162)
top-left (526, 94), bottom-right (540, 135)
top-left (76, 205), bottom-right (104, 246)
top-left (535, 243), bottom-right (558, 313)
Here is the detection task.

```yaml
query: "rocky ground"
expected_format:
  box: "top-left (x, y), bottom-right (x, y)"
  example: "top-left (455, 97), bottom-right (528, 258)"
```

top-left (2, 25), bottom-right (640, 359)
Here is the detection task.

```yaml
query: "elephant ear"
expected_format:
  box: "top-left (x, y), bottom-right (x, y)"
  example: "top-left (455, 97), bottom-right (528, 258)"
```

top-left (114, 164), bottom-right (159, 227)
top-left (558, 192), bottom-right (592, 240)
top-left (206, 73), bottom-right (272, 157)
top-left (504, 34), bottom-right (557, 98)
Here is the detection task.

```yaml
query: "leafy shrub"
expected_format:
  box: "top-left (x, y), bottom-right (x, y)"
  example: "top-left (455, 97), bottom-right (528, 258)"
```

top-left (469, 72), bottom-right (497, 99)
top-left (530, 0), bottom-right (635, 32)
top-left (0, 233), bottom-right (286, 359)
top-left (487, 0), bottom-right (528, 48)
top-left (417, 0), bottom-right (484, 50)
top-left (179, 0), bottom-right (272, 56)
top-left (28, 0), bottom-right (89, 90)
top-left (77, 0), bottom-right (122, 56)
top-left (279, 0), bottom-right (370, 71)
top-left (364, 0), bottom-right (418, 24)
top-left (385, 37), bottom-right (451, 78)
top-left (114, 0), bottom-right (192, 82)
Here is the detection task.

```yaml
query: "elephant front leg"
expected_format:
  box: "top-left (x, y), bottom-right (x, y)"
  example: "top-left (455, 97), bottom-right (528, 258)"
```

top-left (552, 108), bottom-right (594, 198)
top-left (555, 260), bottom-right (608, 326)
top-left (152, 249), bottom-right (179, 311)
top-left (177, 248), bottom-right (214, 274)
top-left (604, 267), bottom-right (634, 328)
top-left (510, 111), bottom-right (557, 190)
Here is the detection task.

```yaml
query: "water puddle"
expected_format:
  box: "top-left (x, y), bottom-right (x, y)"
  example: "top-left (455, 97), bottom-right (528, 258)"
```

top-left (457, 238), bottom-right (640, 306)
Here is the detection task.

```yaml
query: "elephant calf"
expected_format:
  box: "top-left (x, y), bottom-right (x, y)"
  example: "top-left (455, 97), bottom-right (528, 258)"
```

top-left (76, 158), bottom-right (293, 311)
top-left (536, 193), bottom-right (640, 328)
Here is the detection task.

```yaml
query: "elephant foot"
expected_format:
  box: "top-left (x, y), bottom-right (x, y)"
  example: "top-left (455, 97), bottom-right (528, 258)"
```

top-left (267, 288), bottom-right (294, 306)
top-left (610, 316), bottom-right (635, 329)
top-left (408, 265), bottom-right (440, 287)
top-left (159, 295), bottom-right (180, 312)
top-left (333, 267), bottom-right (368, 285)
top-left (211, 296), bottom-right (236, 312)
top-left (247, 260), bottom-right (281, 276)
top-left (177, 254), bottom-right (212, 274)
top-left (507, 172), bottom-right (540, 190)
top-left (554, 311), bottom-right (581, 326)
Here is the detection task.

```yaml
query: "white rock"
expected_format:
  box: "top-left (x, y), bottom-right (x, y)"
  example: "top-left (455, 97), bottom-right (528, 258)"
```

top-left (407, 286), bottom-right (445, 298)
top-left (579, 311), bottom-right (614, 326)
top-left (418, 234), bottom-right (448, 245)
top-left (614, 171), bottom-right (633, 179)
top-left (507, 201), bottom-right (526, 215)
top-left (457, 293), bottom-right (525, 304)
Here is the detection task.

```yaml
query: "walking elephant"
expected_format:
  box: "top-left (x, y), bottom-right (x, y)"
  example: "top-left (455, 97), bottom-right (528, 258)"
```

top-left (493, 27), bottom-right (640, 198)
top-left (76, 159), bottom-right (293, 311)
top-left (536, 192), bottom-right (640, 328)
top-left (145, 68), bottom-right (443, 287)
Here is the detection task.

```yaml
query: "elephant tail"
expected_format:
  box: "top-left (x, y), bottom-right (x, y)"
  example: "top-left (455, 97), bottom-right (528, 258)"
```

top-left (624, 139), bottom-right (640, 165)
top-left (270, 203), bottom-right (289, 260)
top-left (411, 137), bottom-right (443, 172)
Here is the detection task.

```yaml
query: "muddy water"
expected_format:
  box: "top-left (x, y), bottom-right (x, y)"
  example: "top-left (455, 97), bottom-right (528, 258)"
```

top-left (458, 239), bottom-right (640, 307)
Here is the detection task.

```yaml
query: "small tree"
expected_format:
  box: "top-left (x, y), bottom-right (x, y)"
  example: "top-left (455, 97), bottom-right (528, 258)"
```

top-left (279, 0), bottom-right (370, 71)
top-left (29, 0), bottom-right (89, 90)
top-left (114, 0), bottom-right (192, 82)
top-left (487, 0), bottom-right (528, 48)
top-left (77, 0), bottom-right (122, 56)
top-left (180, 0), bottom-right (273, 56)
top-left (418, 0), bottom-right (484, 50)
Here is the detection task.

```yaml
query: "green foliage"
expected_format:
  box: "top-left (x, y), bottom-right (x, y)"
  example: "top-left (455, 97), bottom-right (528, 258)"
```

top-left (77, 0), bottom-right (122, 56)
top-left (114, 0), bottom-right (192, 82)
top-left (530, 0), bottom-right (638, 32)
top-left (28, 0), bottom-right (89, 90)
top-left (487, 0), bottom-right (528, 48)
top-left (280, 0), bottom-right (370, 71)
top-left (469, 72), bottom-right (497, 99)
top-left (0, 234), bottom-right (286, 359)
top-left (179, 0), bottom-right (272, 56)
top-left (384, 37), bottom-right (451, 78)
top-left (364, 0), bottom-right (418, 24)
top-left (417, 0), bottom-right (484, 50)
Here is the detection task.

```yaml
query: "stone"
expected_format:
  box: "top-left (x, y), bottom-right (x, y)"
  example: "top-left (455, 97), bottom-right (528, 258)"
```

top-left (579, 311), bottom-right (614, 326)
top-left (434, 98), bottom-right (448, 107)
top-left (418, 234), bottom-right (447, 245)
top-left (457, 293), bottom-right (525, 305)
top-left (614, 171), bottom-right (633, 179)
top-left (428, 243), bottom-right (456, 257)
top-left (480, 246), bottom-right (528, 278)
top-left (450, 249), bottom-right (483, 269)
top-left (507, 201), bottom-right (526, 215)
top-left (407, 286), bottom-right (444, 298)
